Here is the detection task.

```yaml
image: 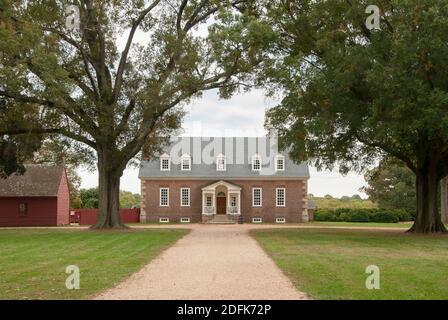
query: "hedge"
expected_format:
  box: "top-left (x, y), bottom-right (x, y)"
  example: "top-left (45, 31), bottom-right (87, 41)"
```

top-left (314, 208), bottom-right (413, 223)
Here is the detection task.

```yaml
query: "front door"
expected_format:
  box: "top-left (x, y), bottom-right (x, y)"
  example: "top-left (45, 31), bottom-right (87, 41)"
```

top-left (217, 197), bottom-right (226, 215)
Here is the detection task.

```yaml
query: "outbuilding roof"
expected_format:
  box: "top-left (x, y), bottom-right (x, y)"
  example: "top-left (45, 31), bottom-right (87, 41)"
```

top-left (0, 165), bottom-right (64, 197)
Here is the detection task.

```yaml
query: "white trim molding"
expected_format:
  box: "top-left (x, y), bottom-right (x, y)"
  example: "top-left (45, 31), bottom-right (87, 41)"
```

top-left (159, 217), bottom-right (169, 223)
top-left (252, 217), bottom-right (262, 223)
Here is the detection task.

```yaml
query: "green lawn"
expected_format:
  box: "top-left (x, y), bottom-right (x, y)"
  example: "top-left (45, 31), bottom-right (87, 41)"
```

top-left (251, 228), bottom-right (448, 299)
top-left (309, 221), bottom-right (413, 229)
top-left (0, 228), bottom-right (187, 299)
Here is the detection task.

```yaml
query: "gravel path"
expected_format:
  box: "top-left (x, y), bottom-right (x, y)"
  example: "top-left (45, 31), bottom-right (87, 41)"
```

top-left (96, 224), bottom-right (308, 300)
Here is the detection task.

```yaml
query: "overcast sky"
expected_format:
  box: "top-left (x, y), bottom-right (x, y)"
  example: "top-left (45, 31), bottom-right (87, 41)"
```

top-left (78, 88), bottom-right (368, 197)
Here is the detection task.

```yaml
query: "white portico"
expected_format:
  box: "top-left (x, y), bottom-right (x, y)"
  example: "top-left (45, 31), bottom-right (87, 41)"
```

top-left (201, 180), bottom-right (241, 216)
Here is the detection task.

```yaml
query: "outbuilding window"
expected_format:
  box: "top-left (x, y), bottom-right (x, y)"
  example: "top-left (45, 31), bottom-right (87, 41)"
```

top-left (19, 203), bottom-right (28, 217)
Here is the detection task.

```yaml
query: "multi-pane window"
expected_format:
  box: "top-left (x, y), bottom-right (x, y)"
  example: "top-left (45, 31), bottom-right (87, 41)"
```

top-left (181, 154), bottom-right (191, 171)
top-left (216, 154), bottom-right (226, 171)
top-left (160, 156), bottom-right (170, 171)
top-left (252, 155), bottom-right (261, 171)
top-left (276, 188), bottom-right (286, 207)
top-left (275, 155), bottom-right (285, 171)
top-left (160, 188), bottom-right (169, 207)
top-left (252, 188), bottom-right (262, 207)
top-left (19, 203), bottom-right (28, 217)
top-left (180, 188), bottom-right (190, 206)
top-left (206, 196), bottom-right (212, 207)
top-left (230, 196), bottom-right (237, 207)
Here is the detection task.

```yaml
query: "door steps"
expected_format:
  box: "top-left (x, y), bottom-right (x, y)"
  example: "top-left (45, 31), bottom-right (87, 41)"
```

top-left (204, 215), bottom-right (237, 224)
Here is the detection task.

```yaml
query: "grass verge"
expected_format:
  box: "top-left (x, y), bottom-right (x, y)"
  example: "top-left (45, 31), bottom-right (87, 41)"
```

top-left (251, 228), bottom-right (448, 299)
top-left (0, 228), bottom-right (187, 299)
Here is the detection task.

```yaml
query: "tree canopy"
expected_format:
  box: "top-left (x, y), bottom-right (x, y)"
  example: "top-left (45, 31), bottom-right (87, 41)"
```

top-left (0, 0), bottom-right (265, 228)
top-left (363, 158), bottom-right (416, 213)
top-left (259, 0), bottom-right (448, 233)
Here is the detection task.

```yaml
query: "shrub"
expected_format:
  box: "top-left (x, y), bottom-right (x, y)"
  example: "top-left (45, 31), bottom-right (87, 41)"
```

top-left (314, 208), bottom-right (413, 223)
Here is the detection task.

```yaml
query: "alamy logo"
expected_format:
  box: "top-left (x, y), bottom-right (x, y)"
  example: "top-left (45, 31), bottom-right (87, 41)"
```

top-left (365, 5), bottom-right (381, 31)
top-left (166, 135), bottom-right (280, 176)
top-left (65, 265), bottom-right (80, 290)
top-left (365, 265), bottom-right (380, 290)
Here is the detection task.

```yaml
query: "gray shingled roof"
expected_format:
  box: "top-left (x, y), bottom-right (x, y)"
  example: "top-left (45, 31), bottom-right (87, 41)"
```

top-left (139, 137), bottom-right (309, 179)
top-left (0, 165), bottom-right (64, 197)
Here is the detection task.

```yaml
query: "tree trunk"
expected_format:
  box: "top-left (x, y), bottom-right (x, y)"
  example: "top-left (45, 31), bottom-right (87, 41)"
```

top-left (92, 148), bottom-right (126, 229)
top-left (408, 165), bottom-right (447, 233)
top-left (441, 177), bottom-right (448, 225)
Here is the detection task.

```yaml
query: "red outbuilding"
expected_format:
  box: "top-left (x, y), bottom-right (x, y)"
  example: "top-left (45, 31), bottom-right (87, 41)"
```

top-left (0, 165), bottom-right (70, 227)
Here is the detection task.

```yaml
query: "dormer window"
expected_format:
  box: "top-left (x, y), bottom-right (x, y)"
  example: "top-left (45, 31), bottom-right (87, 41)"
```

top-left (181, 154), bottom-right (191, 171)
top-left (216, 154), bottom-right (226, 171)
top-left (160, 154), bottom-right (171, 171)
top-left (275, 154), bottom-right (285, 171)
top-left (252, 154), bottom-right (261, 171)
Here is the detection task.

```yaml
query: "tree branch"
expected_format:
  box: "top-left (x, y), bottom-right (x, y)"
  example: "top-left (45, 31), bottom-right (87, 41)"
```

top-left (112, 0), bottom-right (161, 102)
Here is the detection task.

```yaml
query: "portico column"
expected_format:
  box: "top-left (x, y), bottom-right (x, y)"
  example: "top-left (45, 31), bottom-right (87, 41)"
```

top-left (212, 191), bottom-right (216, 215)
top-left (202, 190), bottom-right (205, 214)
top-left (237, 190), bottom-right (241, 214)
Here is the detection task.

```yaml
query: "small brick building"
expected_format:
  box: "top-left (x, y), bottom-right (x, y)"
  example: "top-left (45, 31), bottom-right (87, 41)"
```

top-left (0, 165), bottom-right (70, 227)
top-left (139, 137), bottom-right (311, 224)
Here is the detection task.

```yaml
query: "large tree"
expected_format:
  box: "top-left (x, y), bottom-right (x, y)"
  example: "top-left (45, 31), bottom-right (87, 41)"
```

top-left (261, 0), bottom-right (448, 232)
top-left (363, 158), bottom-right (416, 213)
top-left (0, 0), bottom-right (263, 228)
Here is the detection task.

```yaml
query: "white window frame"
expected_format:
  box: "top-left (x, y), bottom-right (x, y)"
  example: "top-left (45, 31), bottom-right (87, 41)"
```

top-left (180, 217), bottom-right (191, 223)
top-left (181, 154), bottom-right (191, 171)
top-left (160, 154), bottom-right (171, 171)
top-left (276, 188), bottom-right (286, 207)
top-left (252, 154), bottom-right (261, 171)
top-left (276, 217), bottom-right (286, 224)
top-left (216, 154), bottom-right (226, 171)
top-left (180, 187), bottom-right (190, 207)
top-left (252, 217), bottom-right (262, 223)
top-left (159, 217), bottom-right (169, 223)
top-left (230, 196), bottom-right (237, 207)
top-left (206, 196), bottom-right (212, 207)
top-left (275, 155), bottom-right (285, 171)
top-left (160, 188), bottom-right (169, 207)
top-left (252, 187), bottom-right (262, 207)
